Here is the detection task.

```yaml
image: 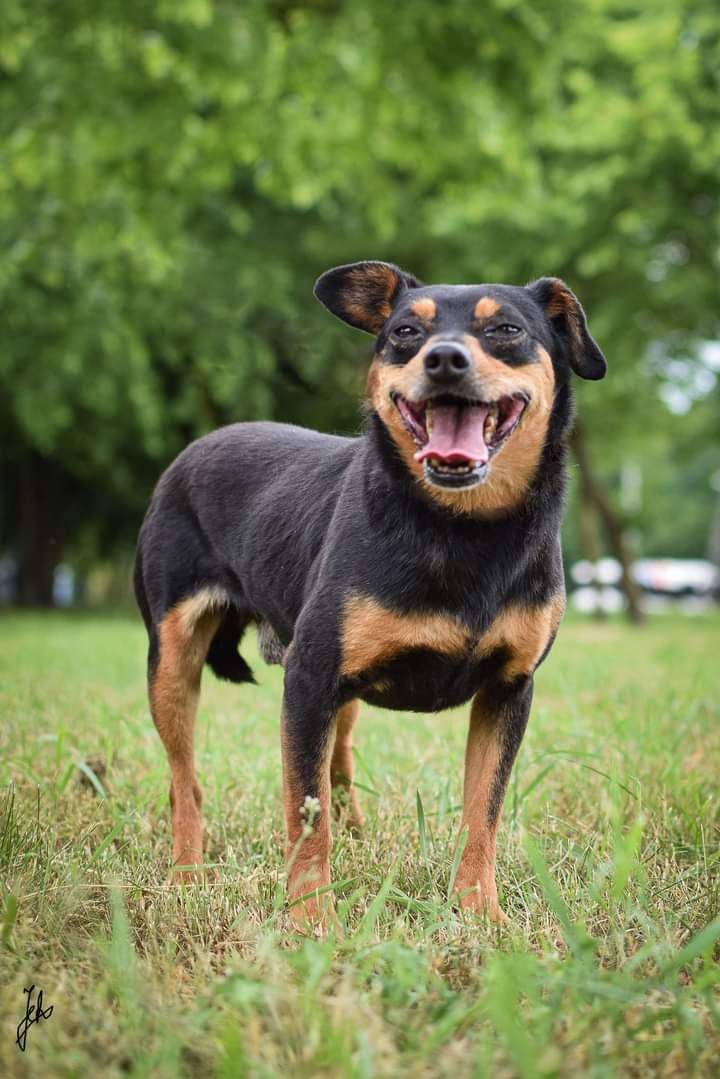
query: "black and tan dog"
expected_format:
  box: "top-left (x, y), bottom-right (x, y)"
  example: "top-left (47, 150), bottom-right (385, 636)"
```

top-left (134, 260), bottom-right (606, 925)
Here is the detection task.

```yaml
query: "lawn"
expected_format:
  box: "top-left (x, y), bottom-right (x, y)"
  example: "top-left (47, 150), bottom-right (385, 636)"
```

top-left (1, 611), bottom-right (719, 1077)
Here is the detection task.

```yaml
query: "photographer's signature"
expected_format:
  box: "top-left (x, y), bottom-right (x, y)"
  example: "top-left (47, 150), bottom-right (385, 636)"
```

top-left (16, 985), bottom-right (54, 1052)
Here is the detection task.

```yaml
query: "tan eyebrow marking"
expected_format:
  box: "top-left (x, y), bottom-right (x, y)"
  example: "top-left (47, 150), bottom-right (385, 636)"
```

top-left (474, 297), bottom-right (500, 319)
top-left (410, 298), bottom-right (436, 322)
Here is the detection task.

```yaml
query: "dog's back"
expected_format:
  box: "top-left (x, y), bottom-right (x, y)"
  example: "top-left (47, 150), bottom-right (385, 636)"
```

top-left (135, 420), bottom-right (357, 676)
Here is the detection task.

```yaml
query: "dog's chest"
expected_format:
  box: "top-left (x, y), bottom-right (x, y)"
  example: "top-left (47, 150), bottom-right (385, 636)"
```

top-left (339, 592), bottom-right (564, 711)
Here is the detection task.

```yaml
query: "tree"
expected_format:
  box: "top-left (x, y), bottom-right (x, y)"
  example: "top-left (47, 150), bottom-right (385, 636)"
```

top-left (1, 0), bottom-right (718, 602)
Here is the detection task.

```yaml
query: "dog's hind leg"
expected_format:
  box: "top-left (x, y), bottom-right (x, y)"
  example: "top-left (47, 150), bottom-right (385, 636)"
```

top-left (148, 592), bottom-right (225, 880)
top-left (330, 700), bottom-right (364, 831)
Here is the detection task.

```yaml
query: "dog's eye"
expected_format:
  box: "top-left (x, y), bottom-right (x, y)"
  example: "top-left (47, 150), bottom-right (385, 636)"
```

top-left (393, 325), bottom-right (420, 339)
top-left (487, 323), bottom-right (522, 337)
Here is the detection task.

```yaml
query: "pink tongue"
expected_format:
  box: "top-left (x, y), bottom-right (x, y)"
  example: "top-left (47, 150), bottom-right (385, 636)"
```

top-left (415, 404), bottom-right (490, 465)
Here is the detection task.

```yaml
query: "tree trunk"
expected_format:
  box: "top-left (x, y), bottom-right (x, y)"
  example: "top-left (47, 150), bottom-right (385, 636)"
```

top-left (570, 421), bottom-right (645, 624)
top-left (577, 485), bottom-right (606, 620)
top-left (707, 481), bottom-right (720, 575)
top-left (15, 453), bottom-right (65, 606)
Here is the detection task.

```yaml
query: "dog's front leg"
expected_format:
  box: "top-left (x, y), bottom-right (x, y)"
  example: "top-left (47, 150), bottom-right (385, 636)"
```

top-left (454, 677), bottom-right (533, 922)
top-left (281, 650), bottom-right (339, 930)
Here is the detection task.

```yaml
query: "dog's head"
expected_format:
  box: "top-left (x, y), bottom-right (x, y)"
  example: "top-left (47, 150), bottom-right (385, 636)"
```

top-left (315, 260), bottom-right (606, 514)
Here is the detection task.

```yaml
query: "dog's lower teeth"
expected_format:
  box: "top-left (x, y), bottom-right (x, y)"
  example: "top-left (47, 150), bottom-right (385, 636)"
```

top-left (429, 460), bottom-right (473, 475)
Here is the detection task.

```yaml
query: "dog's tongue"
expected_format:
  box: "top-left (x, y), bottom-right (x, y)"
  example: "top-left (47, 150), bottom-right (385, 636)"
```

top-left (415, 403), bottom-right (490, 466)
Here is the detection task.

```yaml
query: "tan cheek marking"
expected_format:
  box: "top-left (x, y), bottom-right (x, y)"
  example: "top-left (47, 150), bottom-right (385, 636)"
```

top-left (411, 297), bottom-right (436, 322)
top-left (463, 335), bottom-right (551, 401)
top-left (366, 358), bottom-right (380, 399)
top-left (474, 297), bottom-right (500, 319)
top-left (340, 594), bottom-right (469, 678)
top-left (475, 594), bottom-right (565, 679)
top-left (369, 354), bottom-right (427, 480)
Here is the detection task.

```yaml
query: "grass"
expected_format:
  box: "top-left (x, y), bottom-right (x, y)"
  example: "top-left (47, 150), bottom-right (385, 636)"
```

top-left (0, 610), bottom-right (719, 1077)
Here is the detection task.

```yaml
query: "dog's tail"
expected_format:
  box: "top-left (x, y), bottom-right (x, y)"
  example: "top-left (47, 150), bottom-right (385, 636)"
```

top-left (205, 609), bottom-right (256, 684)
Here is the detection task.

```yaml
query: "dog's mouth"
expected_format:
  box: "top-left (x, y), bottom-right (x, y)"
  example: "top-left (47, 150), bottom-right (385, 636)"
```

top-left (392, 392), bottom-right (528, 488)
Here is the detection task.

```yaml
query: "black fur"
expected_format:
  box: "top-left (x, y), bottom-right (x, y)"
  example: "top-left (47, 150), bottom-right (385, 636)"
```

top-left (135, 262), bottom-right (605, 829)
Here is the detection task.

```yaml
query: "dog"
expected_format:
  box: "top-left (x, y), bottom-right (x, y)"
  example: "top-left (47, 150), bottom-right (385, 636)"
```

top-left (134, 260), bottom-right (606, 925)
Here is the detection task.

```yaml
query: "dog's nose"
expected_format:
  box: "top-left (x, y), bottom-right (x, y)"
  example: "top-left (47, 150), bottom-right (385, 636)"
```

top-left (423, 343), bottom-right (472, 383)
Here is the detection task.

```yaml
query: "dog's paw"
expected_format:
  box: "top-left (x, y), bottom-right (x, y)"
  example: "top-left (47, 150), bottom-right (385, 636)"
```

top-left (288, 890), bottom-right (335, 935)
top-left (171, 854), bottom-right (215, 886)
top-left (455, 883), bottom-right (509, 924)
top-left (331, 783), bottom-right (364, 834)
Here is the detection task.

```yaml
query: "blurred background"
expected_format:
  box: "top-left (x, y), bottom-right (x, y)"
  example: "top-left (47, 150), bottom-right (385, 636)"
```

top-left (1, 0), bottom-right (718, 618)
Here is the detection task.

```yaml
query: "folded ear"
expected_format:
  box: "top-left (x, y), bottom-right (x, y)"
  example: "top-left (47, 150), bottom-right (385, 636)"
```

top-left (528, 277), bottom-right (607, 380)
top-left (314, 260), bottom-right (422, 335)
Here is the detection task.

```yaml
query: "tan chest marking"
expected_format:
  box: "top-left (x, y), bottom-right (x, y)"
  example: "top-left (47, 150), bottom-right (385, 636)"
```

top-left (340, 593), bottom-right (565, 681)
top-left (340, 595), bottom-right (468, 678)
top-left (475, 593), bottom-right (565, 678)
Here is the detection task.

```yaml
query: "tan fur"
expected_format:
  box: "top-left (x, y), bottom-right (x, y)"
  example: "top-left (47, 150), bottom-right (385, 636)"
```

top-left (411, 297), bottom-right (437, 323)
top-left (341, 593), bottom-right (565, 682)
top-left (475, 593), bottom-right (566, 678)
top-left (545, 281), bottom-right (584, 355)
top-left (340, 594), bottom-right (468, 678)
top-left (545, 280), bottom-right (572, 318)
top-left (368, 340), bottom-right (555, 516)
top-left (474, 297), bottom-right (500, 319)
top-left (344, 264), bottom-right (398, 332)
top-left (454, 690), bottom-right (505, 920)
top-left (150, 595), bottom-right (223, 877)
top-left (174, 585), bottom-right (229, 636)
top-left (330, 699), bottom-right (363, 829)
top-left (282, 712), bottom-right (334, 927)
top-left (454, 593), bottom-right (564, 920)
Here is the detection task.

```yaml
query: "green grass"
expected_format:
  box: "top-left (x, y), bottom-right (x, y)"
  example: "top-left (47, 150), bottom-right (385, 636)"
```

top-left (1, 611), bottom-right (719, 1077)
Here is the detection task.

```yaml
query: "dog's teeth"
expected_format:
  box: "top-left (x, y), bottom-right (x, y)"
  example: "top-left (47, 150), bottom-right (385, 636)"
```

top-left (426, 408), bottom-right (433, 435)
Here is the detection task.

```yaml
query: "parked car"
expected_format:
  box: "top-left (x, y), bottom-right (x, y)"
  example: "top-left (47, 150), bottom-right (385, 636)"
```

top-left (569, 558), bottom-right (719, 614)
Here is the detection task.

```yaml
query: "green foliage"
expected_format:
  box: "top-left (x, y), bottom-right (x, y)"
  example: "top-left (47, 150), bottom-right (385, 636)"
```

top-left (1, 1), bottom-right (719, 571)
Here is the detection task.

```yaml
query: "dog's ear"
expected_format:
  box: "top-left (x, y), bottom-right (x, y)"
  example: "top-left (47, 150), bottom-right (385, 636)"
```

top-left (528, 277), bottom-right (607, 380)
top-left (314, 260), bottom-right (422, 335)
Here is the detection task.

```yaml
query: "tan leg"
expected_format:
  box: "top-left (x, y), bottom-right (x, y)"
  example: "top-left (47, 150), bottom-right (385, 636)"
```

top-left (454, 680), bottom-right (532, 922)
top-left (282, 712), bottom-right (334, 929)
top-left (149, 601), bottom-right (221, 880)
top-left (330, 700), bottom-right (364, 831)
